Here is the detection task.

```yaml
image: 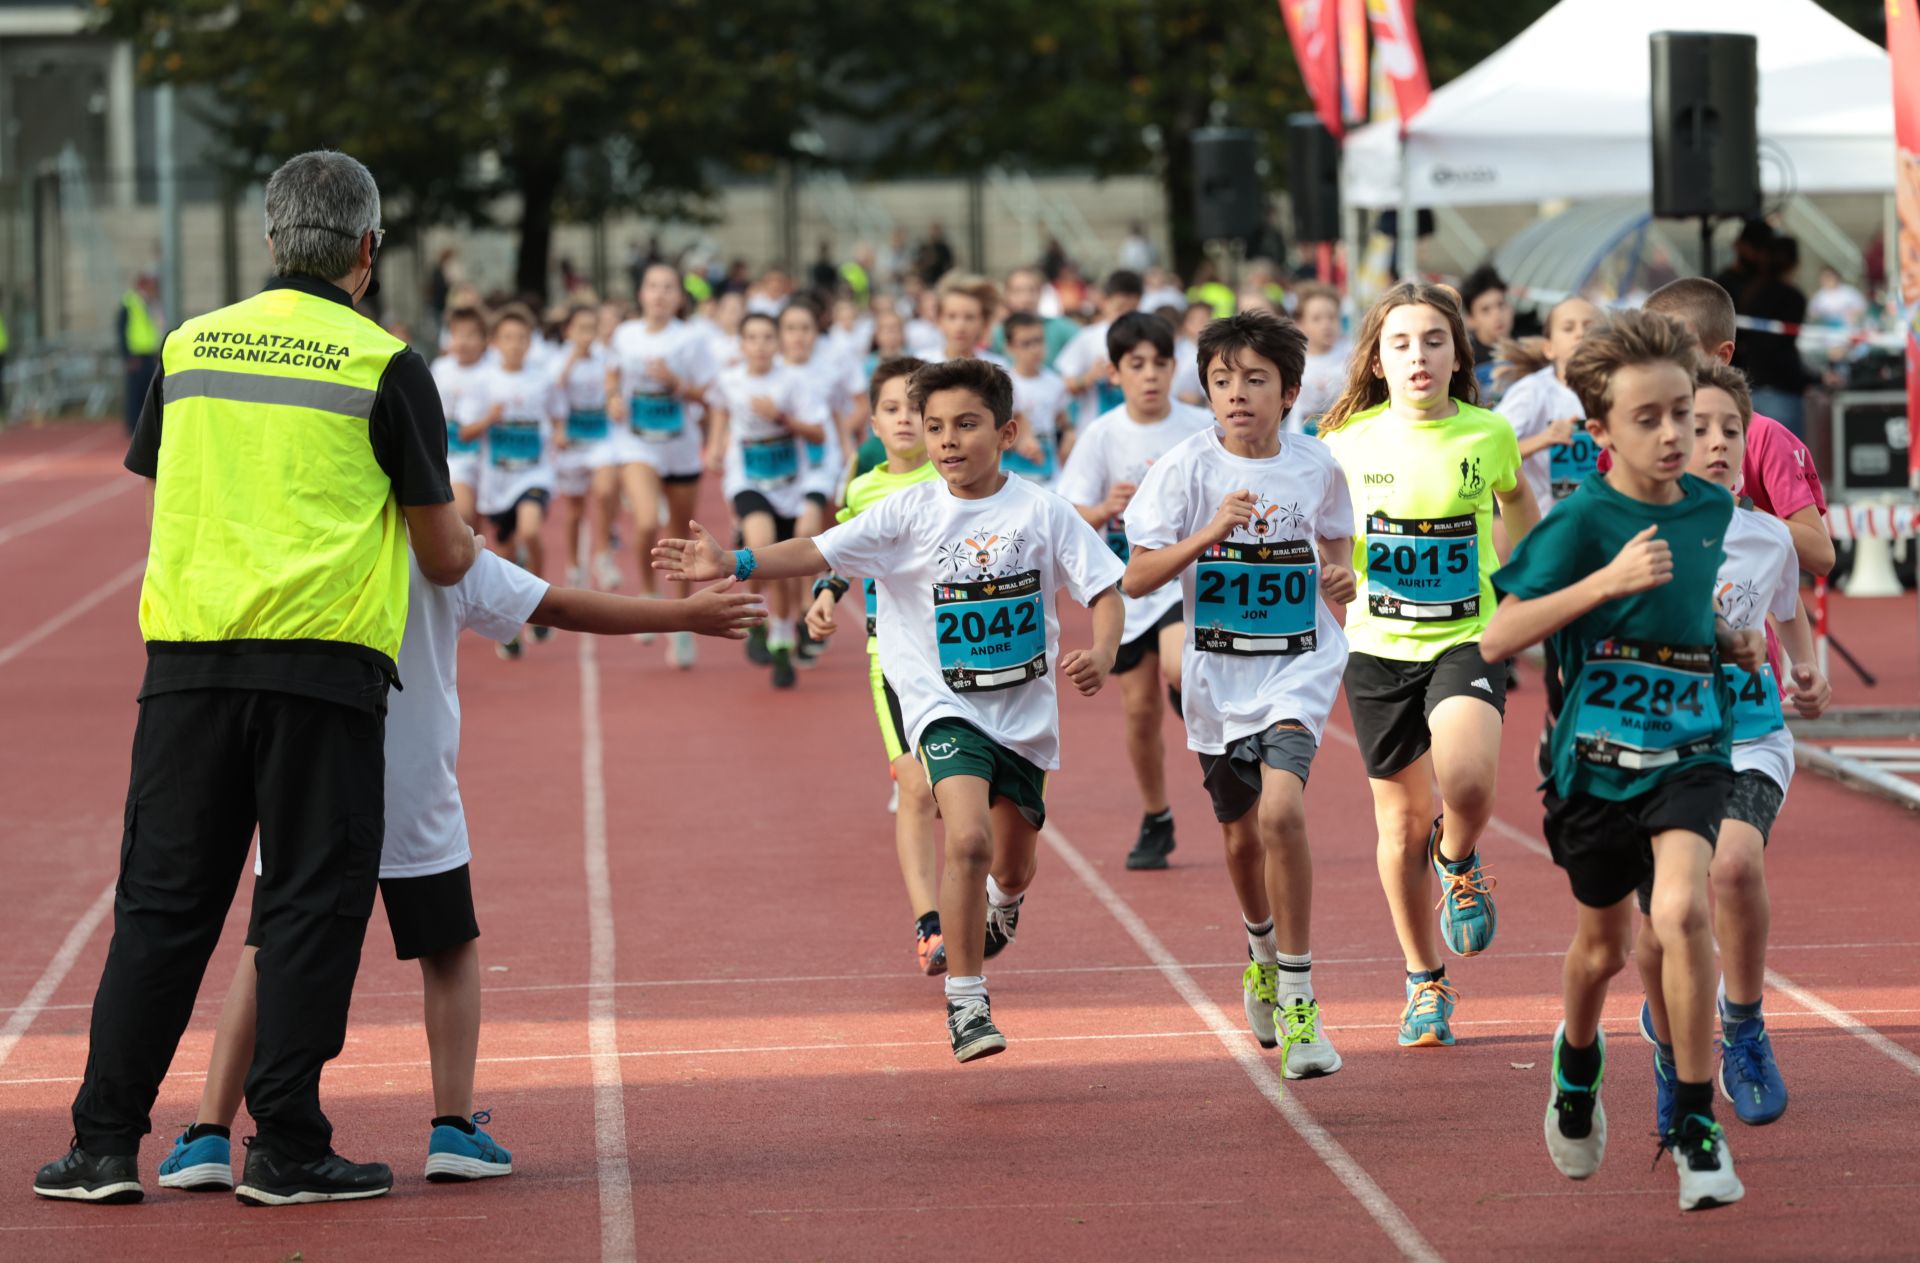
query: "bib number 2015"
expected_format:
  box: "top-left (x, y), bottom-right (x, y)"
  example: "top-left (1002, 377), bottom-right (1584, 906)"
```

top-left (1364, 512), bottom-right (1478, 621)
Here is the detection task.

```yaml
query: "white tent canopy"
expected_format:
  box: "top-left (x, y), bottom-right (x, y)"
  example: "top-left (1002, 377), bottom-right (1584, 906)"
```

top-left (1342, 0), bottom-right (1894, 210)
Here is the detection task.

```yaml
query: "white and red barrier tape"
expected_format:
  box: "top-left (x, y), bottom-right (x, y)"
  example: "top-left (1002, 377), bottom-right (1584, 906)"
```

top-left (1824, 503), bottom-right (1920, 540)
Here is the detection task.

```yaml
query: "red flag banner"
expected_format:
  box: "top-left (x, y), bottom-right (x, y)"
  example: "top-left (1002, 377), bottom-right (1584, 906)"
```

top-left (1889, 0), bottom-right (1920, 479)
top-left (1279, 0), bottom-right (1344, 139)
top-left (1339, 0), bottom-right (1370, 127)
top-left (1367, 0), bottom-right (1431, 127)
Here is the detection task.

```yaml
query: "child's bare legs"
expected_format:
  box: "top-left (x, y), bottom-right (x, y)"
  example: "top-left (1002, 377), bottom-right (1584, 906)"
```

top-left (1562, 898), bottom-right (1634, 1047)
top-left (588, 466), bottom-right (619, 582)
top-left (1427, 696), bottom-right (1500, 865)
top-left (740, 513), bottom-right (785, 617)
top-left (1370, 760), bottom-right (1443, 973)
top-left (419, 940), bottom-right (481, 1121)
top-left (663, 479), bottom-right (702, 603)
top-left (893, 754), bottom-right (939, 916)
top-left (559, 493), bottom-right (587, 576)
top-left (620, 463), bottom-right (664, 598)
top-left (196, 946), bottom-right (259, 1131)
top-left (1648, 830), bottom-right (1717, 1083)
top-left (515, 499), bottom-right (546, 580)
top-left (1117, 659), bottom-right (1169, 815)
top-left (933, 777), bottom-right (1038, 981)
top-left (1712, 822), bottom-right (1768, 1008)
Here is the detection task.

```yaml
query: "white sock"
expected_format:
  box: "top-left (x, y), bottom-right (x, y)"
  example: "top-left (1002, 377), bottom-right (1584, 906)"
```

top-left (1276, 952), bottom-right (1314, 1005)
top-left (945, 974), bottom-right (987, 1002)
top-left (986, 875), bottom-right (1021, 908)
top-left (1244, 917), bottom-right (1277, 965)
top-left (768, 616), bottom-right (796, 650)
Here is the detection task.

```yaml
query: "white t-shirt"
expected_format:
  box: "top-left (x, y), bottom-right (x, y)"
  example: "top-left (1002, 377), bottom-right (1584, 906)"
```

top-left (1716, 507), bottom-right (1802, 794)
top-left (1126, 429), bottom-right (1354, 754)
top-left (787, 347), bottom-right (863, 497)
top-left (717, 362), bottom-right (826, 519)
top-left (472, 364), bottom-right (562, 516)
top-left (1055, 401), bottom-right (1215, 643)
top-left (1006, 367), bottom-right (1071, 484)
top-left (1172, 337), bottom-right (1207, 406)
top-left (257, 551), bottom-right (549, 881)
top-left (1289, 342), bottom-right (1351, 435)
top-left (905, 319), bottom-right (944, 359)
top-left (609, 319), bottom-right (717, 476)
top-left (1496, 365), bottom-right (1587, 513)
top-left (814, 475), bottom-right (1125, 771)
top-left (1053, 320), bottom-right (1117, 422)
top-left (431, 355), bottom-right (490, 476)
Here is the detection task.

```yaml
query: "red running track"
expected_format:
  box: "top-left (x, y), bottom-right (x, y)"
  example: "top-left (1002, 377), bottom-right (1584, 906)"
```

top-left (1, 420), bottom-right (1917, 1261)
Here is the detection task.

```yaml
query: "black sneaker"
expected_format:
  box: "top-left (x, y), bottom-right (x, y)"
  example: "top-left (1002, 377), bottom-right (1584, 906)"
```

top-left (947, 996), bottom-right (1007, 1063)
top-left (745, 625), bottom-right (772, 665)
top-left (1125, 810), bottom-right (1176, 870)
top-left (983, 895), bottom-right (1022, 959)
top-left (496, 636), bottom-right (523, 661)
top-left (530, 624), bottom-right (554, 643)
top-left (795, 633), bottom-right (825, 668)
top-left (770, 647), bottom-right (796, 689)
top-left (32, 1142), bottom-right (142, 1203)
top-left (234, 1139), bottom-right (393, 1207)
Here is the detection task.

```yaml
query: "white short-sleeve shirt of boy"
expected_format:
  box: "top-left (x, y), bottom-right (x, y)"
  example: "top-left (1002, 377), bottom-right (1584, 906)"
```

top-left (1011, 368), bottom-right (1070, 444)
top-left (257, 551), bottom-right (549, 881)
top-left (718, 362), bottom-right (823, 519)
top-left (1289, 342), bottom-right (1350, 434)
top-left (1716, 508), bottom-right (1803, 794)
top-left (1055, 401), bottom-right (1214, 643)
top-left (610, 319), bottom-right (716, 476)
top-left (432, 355), bottom-right (490, 482)
top-left (475, 364), bottom-right (561, 516)
top-left (1125, 428), bottom-right (1353, 753)
top-left (814, 475), bottom-right (1125, 771)
top-left (1496, 365), bottom-right (1584, 515)
top-left (1053, 320), bottom-right (1113, 419)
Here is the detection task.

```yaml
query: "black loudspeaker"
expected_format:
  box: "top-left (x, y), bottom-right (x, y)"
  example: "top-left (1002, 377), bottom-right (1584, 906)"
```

top-left (1287, 114), bottom-right (1341, 243)
top-left (1190, 127), bottom-right (1265, 243)
top-left (1650, 32), bottom-right (1760, 220)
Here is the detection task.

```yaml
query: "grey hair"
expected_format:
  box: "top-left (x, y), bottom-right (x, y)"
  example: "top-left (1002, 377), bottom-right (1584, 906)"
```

top-left (263, 151), bottom-right (381, 281)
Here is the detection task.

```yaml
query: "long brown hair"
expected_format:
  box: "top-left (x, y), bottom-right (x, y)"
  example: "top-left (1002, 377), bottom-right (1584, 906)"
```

top-left (1493, 336), bottom-right (1553, 390)
top-left (1319, 282), bottom-right (1478, 433)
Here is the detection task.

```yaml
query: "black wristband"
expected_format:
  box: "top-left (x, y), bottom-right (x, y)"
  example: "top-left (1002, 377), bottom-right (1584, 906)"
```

top-left (812, 575), bottom-right (851, 602)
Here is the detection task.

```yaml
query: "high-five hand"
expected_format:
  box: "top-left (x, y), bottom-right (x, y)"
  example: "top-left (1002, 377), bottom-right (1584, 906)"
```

top-left (681, 577), bottom-right (768, 640)
top-left (652, 520), bottom-right (732, 582)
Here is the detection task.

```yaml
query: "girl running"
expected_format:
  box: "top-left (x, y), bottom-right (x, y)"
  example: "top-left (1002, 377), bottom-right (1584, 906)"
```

top-left (1494, 295), bottom-right (1599, 517)
top-left (552, 305), bottom-right (622, 590)
top-left (1318, 282), bottom-right (1540, 1048)
top-left (608, 262), bottom-right (719, 668)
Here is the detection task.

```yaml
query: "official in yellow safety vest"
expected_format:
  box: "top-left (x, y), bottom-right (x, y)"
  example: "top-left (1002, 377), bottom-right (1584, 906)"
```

top-left (119, 274), bottom-right (163, 435)
top-left (35, 150), bottom-right (479, 1209)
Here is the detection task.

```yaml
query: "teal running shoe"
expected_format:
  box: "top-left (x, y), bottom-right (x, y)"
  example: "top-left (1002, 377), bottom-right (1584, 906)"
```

top-left (1398, 975), bottom-right (1459, 1047)
top-left (157, 1129), bottom-right (232, 1191)
top-left (1430, 817), bottom-right (1498, 957)
top-left (424, 1111), bottom-right (513, 1182)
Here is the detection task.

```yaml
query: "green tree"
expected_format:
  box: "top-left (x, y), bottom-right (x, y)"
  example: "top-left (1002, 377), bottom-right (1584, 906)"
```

top-left (97, 0), bottom-right (838, 298)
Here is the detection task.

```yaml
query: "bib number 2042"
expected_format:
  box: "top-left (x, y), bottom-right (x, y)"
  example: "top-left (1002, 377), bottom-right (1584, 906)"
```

top-left (934, 569), bottom-right (1046, 693)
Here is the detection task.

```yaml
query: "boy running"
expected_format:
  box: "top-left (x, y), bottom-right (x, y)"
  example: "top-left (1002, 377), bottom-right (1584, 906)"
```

top-left (1054, 269), bottom-right (1145, 423)
top-left (655, 359), bottom-right (1124, 1062)
top-left (432, 306), bottom-right (490, 525)
top-left (1122, 310), bottom-right (1354, 1077)
top-left (157, 554), bottom-right (765, 1198)
top-left (1483, 309), bottom-right (1759, 1211)
top-left (551, 304), bottom-right (622, 590)
top-left (1003, 311), bottom-right (1071, 483)
top-left (1288, 284), bottom-right (1350, 436)
top-left (1056, 312), bottom-right (1213, 870)
top-left (804, 356), bottom-right (946, 972)
top-left (1634, 363), bottom-right (1830, 1133)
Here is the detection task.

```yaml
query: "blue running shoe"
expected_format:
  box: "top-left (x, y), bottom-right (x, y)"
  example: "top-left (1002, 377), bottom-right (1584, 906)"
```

top-left (1398, 975), bottom-right (1458, 1047)
top-left (1429, 818), bottom-right (1498, 957)
top-left (424, 1111), bottom-right (513, 1182)
top-left (1638, 999), bottom-right (1678, 1136)
top-left (157, 1129), bottom-right (233, 1191)
top-left (1718, 1015), bottom-right (1787, 1125)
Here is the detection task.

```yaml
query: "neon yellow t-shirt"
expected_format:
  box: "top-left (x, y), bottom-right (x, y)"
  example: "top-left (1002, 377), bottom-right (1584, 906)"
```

top-left (1322, 399), bottom-right (1522, 662)
top-left (837, 459), bottom-right (938, 650)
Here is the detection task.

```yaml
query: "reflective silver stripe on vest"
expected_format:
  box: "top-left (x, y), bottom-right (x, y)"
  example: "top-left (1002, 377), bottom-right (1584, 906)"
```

top-left (165, 368), bottom-right (378, 419)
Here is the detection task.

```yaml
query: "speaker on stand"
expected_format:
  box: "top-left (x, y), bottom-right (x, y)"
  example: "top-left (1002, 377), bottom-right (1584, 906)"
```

top-left (1649, 31), bottom-right (1760, 275)
top-left (1287, 114), bottom-right (1341, 283)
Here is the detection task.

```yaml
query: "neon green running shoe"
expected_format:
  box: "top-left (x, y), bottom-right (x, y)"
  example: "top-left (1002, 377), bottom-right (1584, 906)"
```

top-left (1278, 999), bottom-right (1342, 1079)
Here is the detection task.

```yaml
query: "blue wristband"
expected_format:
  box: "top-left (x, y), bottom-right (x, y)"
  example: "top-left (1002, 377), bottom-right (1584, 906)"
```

top-left (734, 548), bottom-right (757, 581)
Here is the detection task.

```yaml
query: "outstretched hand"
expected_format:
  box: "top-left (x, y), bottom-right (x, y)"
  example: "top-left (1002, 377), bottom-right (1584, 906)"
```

top-left (679, 577), bottom-right (767, 640)
top-left (652, 520), bottom-right (732, 582)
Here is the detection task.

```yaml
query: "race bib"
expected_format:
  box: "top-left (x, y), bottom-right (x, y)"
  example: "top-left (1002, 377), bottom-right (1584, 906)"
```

top-left (864, 578), bottom-right (877, 638)
top-left (1571, 639), bottom-right (1724, 771)
top-left (1193, 539), bottom-right (1317, 656)
top-left (448, 419), bottom-right (481, 456)
top-left (742, 435), bottom-right (799, 487)
top-left (488, 420), bottom-right (542, 470)
top-left (1724, 662), bottom-right (1785, 743)
top-left (1104, 519), bottom-right (1130, 563)
top-left (934, 569), bottom-right (1046, 693)
top-left (630, 393), bottom-right (683, 440)
top-left (1003, 438), bottom-right (1056, 482)
top-left (1095, 381), bottom-right (1125, 414)
top-left (1550, 432), bottom-right (1601, 499)
top-left (804, 440), bottom-right (827, 467)
top-left (566, 408), bottom-right (609, 442)
top-left (1365, 512), bottom-right (1479, 621)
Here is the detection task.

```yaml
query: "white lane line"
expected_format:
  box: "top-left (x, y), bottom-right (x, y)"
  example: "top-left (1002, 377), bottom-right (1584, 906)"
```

top-left (0, 560), bottom-right (144, 670)
top-left (1043, 823), bottom-right (1443, 1263)
top-left (0, 477), bottom-right (135, 549)
top-left (0, 882), bottom-right (115, 1071)
top-left (579, 636), bottom-right (636, 1263)
top-left (1763, 969), bottom-right (1920, 1077)
top-left (0, 427), bottom-right (113, 486)
top-left (748, 1197), bottom-right (1236, 1216)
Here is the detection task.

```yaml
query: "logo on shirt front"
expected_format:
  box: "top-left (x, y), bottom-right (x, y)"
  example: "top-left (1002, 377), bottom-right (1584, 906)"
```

top-left (1715, 578), bottom-right (1762, 628)
top-left (937, 529), bottom-right (1027, 582)
top-left (1243, 495), bottom-right (1309, 542)
top-left (1457, 455), bottom-right (1485, 499)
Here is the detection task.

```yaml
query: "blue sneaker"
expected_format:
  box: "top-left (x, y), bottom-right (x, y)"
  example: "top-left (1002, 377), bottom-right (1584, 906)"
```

top-left (157, 1130), bottom-right (233, 1191)
top-left (1638, 999), bottom-right (1678, 1136)
top-left (1429, 818), bottom-right (1498, 957)
top-left (1397, 974), bottom-right (1458, 1047)
top-left (424, 1111), bottom-right (513, 1182)
top-left (1718, 1013), bottom-right (1788, 1125)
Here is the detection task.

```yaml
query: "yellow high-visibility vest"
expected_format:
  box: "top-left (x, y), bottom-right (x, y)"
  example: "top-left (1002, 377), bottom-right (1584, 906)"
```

top-left (123, 291), bottom-right (160, 355)
top-left (141, 285), bottom-right (410, 669)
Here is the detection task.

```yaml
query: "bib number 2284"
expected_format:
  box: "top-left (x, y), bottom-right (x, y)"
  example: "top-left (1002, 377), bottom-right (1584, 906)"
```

top-left (1572, 638), bottom-right (1723, 771)
top-left (934, 569), bottom-right (1046, 693)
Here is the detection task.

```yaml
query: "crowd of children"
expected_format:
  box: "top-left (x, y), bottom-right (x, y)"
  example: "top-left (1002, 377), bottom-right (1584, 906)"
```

top-left (98, 249), bottom-right (1839, 1218)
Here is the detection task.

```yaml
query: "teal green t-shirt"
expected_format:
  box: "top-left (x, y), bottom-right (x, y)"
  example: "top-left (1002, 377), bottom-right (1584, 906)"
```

top-left (854, 432), bottom-right (887, 477)
top-left (1493, 472), bottom-right (1736, 801)
top-left (991, 316), bottom-right (1078, 367)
